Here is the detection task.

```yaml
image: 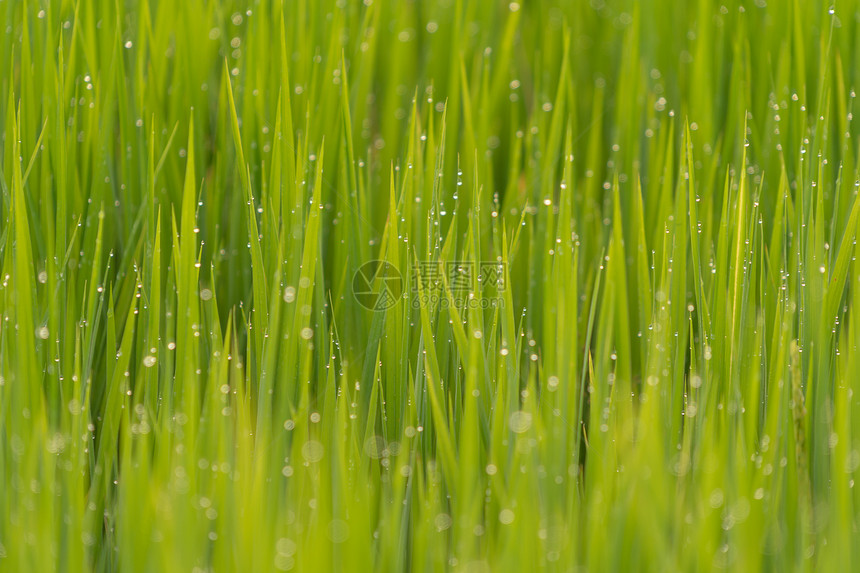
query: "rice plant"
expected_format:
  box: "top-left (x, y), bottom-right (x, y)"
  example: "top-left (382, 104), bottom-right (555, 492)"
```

top-left (1, 0), bottom-right (859, 570)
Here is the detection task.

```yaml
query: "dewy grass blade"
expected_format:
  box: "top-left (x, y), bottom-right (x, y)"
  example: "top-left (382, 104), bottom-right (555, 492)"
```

top-left (1, 1), bottom-right (859, 570)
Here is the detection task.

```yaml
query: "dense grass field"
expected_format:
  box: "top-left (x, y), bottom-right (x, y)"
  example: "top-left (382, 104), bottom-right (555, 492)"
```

top-left (2, 0), bottom-right (860, 570)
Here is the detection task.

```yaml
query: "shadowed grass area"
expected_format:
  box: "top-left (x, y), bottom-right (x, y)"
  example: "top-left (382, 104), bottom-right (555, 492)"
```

top-left (1, 0), bottom-right (859, 570)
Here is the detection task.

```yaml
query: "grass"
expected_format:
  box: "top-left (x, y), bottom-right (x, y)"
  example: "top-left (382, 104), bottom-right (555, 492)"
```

top-left (1, 0), bottom-right (859, 570)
